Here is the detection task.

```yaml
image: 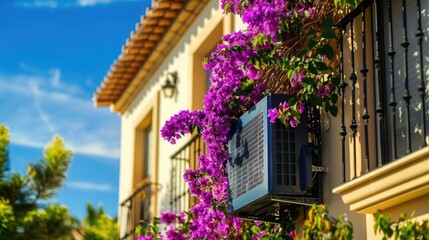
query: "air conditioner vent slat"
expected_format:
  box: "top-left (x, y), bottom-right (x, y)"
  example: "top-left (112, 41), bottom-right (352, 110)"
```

top-left (229, 112), bottom-right (264, 199)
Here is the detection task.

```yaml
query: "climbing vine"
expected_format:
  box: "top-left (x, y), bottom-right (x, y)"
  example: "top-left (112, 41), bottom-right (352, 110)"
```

top-left (148, 0), bottom-right (356, 239)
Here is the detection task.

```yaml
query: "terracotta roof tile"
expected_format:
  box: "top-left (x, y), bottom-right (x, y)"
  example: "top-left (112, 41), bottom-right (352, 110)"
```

top-left (93, 0), bottom-right (187, 107)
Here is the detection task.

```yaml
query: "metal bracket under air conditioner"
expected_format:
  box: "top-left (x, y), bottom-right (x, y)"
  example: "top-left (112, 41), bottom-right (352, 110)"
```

top-left (312, 165), bottom-right (327, 173)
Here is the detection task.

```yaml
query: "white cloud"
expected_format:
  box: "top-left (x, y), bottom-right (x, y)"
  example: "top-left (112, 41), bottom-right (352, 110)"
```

top-left (17, 0), bottom-right (59, 9)
top-left (50, 69), bottom-right (61, 87)
top-left (15, 0), bottom-right (145, 9)
top-left (77, 0), bottom-right (113, 7)
top-left (0, 69), bottom-right (120, 160)
top-left (67, 181), bottom-right (116, 192)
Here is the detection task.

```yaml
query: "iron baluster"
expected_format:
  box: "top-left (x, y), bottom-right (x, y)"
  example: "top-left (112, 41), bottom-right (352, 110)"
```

top-left (349, 18), bottom-right (358, 179)
top-left (361, 6), bottom-right (371, 173)
top-left (387, 0), bottom-right (398, 160)
top-left (339, 25), bottom-right (347, 183)
top-left (372, 0), bottom-right (387, 167)
top-left (401, 0), bottom-right (412, 153)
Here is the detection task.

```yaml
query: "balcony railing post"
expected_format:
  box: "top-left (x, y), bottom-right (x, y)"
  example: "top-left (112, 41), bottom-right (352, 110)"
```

top-left (119, 181), bottom-right (154, 240)
top-left (360, 5), bottom-right (371, 173)
top-left (372, 0), bottom-right (387, 167)
top-left (401, 0), bottom-right (412, 154)
top-left (170, 135), bottom-right (206, 212)
top-left (387, 0), bottom-right (398, 160)
top-left (349, 17), bottom-right (358, 179)
top-left (339, 24), bottom-right (348, 183)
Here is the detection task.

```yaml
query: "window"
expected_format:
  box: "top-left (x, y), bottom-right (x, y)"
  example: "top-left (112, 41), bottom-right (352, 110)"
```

top-left (142, 124), bottom-right (152, 180)
top-left (131, 112), bottom-right (154, 230)
top-left (190, 13), bottom-right (230, 110)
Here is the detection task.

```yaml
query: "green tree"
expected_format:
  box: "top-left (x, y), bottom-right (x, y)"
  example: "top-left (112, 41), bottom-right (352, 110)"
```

top-left (81, 203), bottom-right (119, 240)
top-left (0, 124), bottom-right (77, 239)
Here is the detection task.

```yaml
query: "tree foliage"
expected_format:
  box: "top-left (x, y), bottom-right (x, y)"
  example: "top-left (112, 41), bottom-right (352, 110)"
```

top-left (0, 124), bottom-right (77, 239)
top-left (374, 211), bottom-right (429, 240)
top-left (22, 205), bottom-right (78, 240)
top-left (81, 203), bottom-right (119, 240)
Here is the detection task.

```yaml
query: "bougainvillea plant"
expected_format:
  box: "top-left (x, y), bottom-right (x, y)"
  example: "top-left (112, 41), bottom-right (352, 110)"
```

top-left (140, 0), bottom-right (357, 239)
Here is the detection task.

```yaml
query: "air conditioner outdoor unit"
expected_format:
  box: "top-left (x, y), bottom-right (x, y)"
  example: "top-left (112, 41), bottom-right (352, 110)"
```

top-left (227, 94), bottom-right (323, 220)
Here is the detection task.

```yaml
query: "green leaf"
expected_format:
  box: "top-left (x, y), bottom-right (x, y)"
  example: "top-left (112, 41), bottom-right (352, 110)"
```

top-left (322, 18), bottom-right (335, 39)
top-left (308, 62), bottom-right (319, 75)
top-left (307, 39), bottom-right (318, 50)
top-left (331, 76), bottom-right (341, 86)
top-left (279, 57), bottom-right (289, 69)
top-left (323, 18), bottom-right (333, 29)
top-left (288, 97), bottom-right (297, 106)
top-left (241, 79), bottom-right (254, 89)
top-left (251, 225), bottom-right (260, 235)
top-left (317, 45), bottom-right (335, 60)
top-left (306, 29), bottom-right (317, 37)
top-left (334, 0), bottom-right (339, 6)
top-left (323, 29), bottom-right (336, 39)
top-left (330, 93), bottom-right (339, 104)
top-left (223, 2), bottom-right (230, 13)
top-left (287, 69), bottom-right (295, 79)
top-left (302, 77), bottom-right (316, 92)
top-left (250, 57), bottom-right (260, 69)
top-left (309, 95), bottom-right (323, 106)
top-left (329, 106), bottom-right (338, 116)
top-left (315, 62), bottom-right (330, 74)
top-left (347, 0), bottom-right (357, 9)
top-left (252, 34), bottom-right (261, 47)
top-left (297, 50), bottom-right (308, 59)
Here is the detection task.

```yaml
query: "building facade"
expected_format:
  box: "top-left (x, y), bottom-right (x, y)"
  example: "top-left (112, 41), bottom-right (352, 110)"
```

top-left (94, 0), bottom-right (429, 239)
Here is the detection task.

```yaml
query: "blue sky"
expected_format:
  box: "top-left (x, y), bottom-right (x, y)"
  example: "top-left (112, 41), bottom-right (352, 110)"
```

top-left (0, 0), bottom-right (151, 219)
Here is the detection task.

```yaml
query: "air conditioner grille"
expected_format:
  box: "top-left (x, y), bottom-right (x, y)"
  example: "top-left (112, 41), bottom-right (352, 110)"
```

top-left (229, 113), bottom-right (264, 199)
top-left (275, 122), bottom-right (297, 186)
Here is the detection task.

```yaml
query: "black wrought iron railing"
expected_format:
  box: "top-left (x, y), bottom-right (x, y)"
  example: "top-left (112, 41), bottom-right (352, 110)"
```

top-left (338, 0), bottom-right (428, 182)
top-left (170, 135), bottom-right (206, 213)
top-left (119, 180), bottom-right (155, 240)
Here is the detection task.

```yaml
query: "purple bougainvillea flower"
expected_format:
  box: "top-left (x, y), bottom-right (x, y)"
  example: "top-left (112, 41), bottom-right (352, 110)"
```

top-left (160, 211), bottom-right (177, 225)
top-left (279, 101), bottom-right (290, 112)
top-left (290, 117), bottom-right (299, 128)
top-left (137, 236), bottom-right (154, 240)
top-left (268, 108), bottom-right (279, 123)
top-left (297, 101), bottom-right (305, 114)
top-left (317, 84), bottom-right (330, 96)
top-left (166, 229), bottom-right (186, 240)
top-left (289, 230), bottom-right (297, 239)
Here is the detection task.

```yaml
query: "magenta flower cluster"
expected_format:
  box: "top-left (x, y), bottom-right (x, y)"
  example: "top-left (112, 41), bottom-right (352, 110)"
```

top-left (158, 29), bottom-right (269, 240)
top-left (161, 110), bottom-right (205, 144)
top-left (268, 101), bottom-right (305, 128)
top-left (146, 0), bottom-right (340, 239)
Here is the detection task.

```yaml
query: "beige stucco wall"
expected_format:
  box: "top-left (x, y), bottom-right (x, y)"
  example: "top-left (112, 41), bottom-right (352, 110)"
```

top-left (322, 112), bottom-right (368, 239)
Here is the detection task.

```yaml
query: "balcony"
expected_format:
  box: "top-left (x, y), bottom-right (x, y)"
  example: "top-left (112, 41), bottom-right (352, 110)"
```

top-left (170, 134), bottom-right (206, 213)
top-left (119, 179), bottom-right (158, 240)
top-left (333, 0), bottom-right (429, 213)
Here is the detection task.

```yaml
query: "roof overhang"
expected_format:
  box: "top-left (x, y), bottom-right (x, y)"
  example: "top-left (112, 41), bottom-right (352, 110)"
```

top-left (93, 0), bottom-right (210, 112)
